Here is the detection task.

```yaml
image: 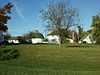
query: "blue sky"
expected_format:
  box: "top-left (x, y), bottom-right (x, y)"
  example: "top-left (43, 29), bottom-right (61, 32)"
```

top-left (1, 0), bottom-right (100, 37)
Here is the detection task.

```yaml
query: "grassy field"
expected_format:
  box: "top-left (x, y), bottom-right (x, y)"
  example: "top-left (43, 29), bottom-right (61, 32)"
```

top-left (0, 44), bottom-right (100, 75)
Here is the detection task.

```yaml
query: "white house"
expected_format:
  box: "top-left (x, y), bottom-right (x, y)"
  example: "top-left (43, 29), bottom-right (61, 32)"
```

top-left (79, 34), bottom-right (95, 43)
top-left (31, 31), bottom-right (44, 44)
top-left (0, 30), bottom-right (4, 43)
top-left (8, 37), bottom-right (20, 44)
top-left (32, 38), bottom-right (43, 44)
top-left (47, 35), bottom-right (74, 44)
top-left (47, 35), bottom-right (60, 44)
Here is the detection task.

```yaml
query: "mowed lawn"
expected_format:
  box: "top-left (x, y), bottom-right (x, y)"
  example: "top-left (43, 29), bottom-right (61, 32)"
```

top-left (0, 44), bottom-right (100, 75)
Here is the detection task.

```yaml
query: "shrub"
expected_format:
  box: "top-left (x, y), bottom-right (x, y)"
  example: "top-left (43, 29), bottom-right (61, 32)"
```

top-left (0, 48), bottom-right (19, 60)
top-left (61, 37), bottom-right (70, 44)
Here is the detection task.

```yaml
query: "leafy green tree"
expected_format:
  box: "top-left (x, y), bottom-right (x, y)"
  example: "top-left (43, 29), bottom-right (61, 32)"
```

top-left (77, 26), bottom-right (91, 42)
top-left (87, 29), bottom-right (93, 34)
top-left (40, 1), bottom-right (79, 47)
top-left (3, 32), bottom-right (11, 41)
top-left (0, 2), bottom-right (13, 32)
top-left (91, 15), bottom-right (100, 44)
top-left (77, 26), bottom-right (83, 40)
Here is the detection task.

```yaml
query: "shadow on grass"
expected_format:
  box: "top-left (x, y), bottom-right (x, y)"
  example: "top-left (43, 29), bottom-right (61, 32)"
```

top-left (66, 44), bottom-right (94, 48)
top-left (32, 43), bottom-right (58, 46)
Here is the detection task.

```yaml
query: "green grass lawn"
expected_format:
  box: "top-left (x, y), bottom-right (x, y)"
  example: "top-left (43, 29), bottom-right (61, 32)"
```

top-left (0, 44), bottom-right (100, 75)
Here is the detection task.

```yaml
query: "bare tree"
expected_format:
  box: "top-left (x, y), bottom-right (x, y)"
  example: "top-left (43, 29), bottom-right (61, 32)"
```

top-left (40, 1), bottom-right (79, 47)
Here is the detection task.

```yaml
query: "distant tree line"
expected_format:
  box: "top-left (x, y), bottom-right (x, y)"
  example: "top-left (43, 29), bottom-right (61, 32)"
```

top-left (17, 30), bottom-right (44, 40)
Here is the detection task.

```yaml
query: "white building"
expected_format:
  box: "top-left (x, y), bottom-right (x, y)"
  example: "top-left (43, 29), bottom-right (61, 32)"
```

top-left (0, 30), bottom-right (4, 43)
top-left (47, 35), bottom-right (74, 44)
top-left (31, 38), bottom-right (43, 44)
top-left (8, 37), bottom-right (20, 44)
top-left (31, 31), bottom-right (44, 44)
top-left (47, 35), bottom-right (60, 44)
top-left (79, 34), bottom-right (95, 43)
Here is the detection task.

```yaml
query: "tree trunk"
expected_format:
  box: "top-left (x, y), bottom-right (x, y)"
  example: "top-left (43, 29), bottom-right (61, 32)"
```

top-left (58, 35), bottom-right (61, 48)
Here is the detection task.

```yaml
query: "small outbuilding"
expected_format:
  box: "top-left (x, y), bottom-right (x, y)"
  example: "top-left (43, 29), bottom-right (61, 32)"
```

top-left (79, 34), bottom-right (95, 43)
top-left (31, 32), bottom-right (44, 44)
top-left (32, 38), bottom-right (43, 44)
top-left (47, 35), bottom-right (60, 44)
